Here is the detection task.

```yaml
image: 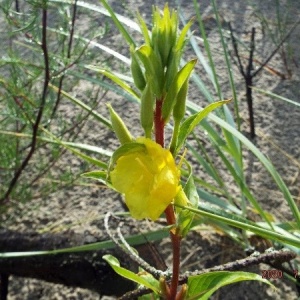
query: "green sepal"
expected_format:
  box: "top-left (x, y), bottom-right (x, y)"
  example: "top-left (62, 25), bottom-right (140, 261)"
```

top-left (109, 142), bottom-right (146, 171)
top-left (107, 104), bottom-right (133, 145)
top-left (136, 11), bottom-right (151, 46)
top-left (175, 18), bottom-right (193, 53)
top-left (157, 5), bottom-right (176, 67)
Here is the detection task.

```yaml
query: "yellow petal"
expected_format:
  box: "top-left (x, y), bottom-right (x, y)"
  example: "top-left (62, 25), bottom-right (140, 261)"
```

top-left (110, 138), bottom-right (180, 221)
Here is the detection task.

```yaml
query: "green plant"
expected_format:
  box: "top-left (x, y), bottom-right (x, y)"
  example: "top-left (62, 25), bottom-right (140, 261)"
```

top-left (0, 0), bottom-right (109, 208)
top-left (0, 0), bottom-right (299, 299)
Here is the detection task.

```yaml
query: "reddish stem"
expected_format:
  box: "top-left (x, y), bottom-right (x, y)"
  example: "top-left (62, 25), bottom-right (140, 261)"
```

top-left (154, 99), bottom-right (165, 147)
top-left (165, 205), bottom-right (181, 300)
top-left (154, 98), bottom-right (181, 299)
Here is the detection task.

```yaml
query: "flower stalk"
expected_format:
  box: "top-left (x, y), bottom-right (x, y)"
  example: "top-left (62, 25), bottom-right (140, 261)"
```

top-left (106, 5), bottom-right (198, 299)
top-left (155, 97), bottom-right (182, 300)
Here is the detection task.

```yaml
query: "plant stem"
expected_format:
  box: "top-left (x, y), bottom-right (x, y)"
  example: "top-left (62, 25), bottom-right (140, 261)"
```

top-left (165, 205), bottom-right (181, 300)
top-left (154, 98), bottom-right (181, 299)
top-left (154, 99), bottom-right (164, 147)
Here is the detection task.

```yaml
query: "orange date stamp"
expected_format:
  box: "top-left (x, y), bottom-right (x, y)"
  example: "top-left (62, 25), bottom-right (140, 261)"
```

top-left (261, 269), bottom-right (299, 279)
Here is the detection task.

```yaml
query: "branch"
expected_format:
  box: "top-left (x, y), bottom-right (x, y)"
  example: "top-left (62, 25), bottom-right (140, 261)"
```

top-left (49, 0), bottom-right (78, 122)
top-left (119, 249), bottom-right (297, 299)
top-left (179, 249), bottom-right (296, 282)
top-left (1, 8), bottom-right (50, 203)
top-left (104, 213), bottom-right (168, 279)
top-left (252, 18), bottom-right (300, 77)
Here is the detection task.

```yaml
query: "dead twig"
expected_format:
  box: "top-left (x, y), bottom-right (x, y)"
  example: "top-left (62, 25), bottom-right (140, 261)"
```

top-left (104, 212), bottom-right (168, 280)
top-left (1, 7), bottom-right (50, 203)
top-left (119, 249), bottom-right (296, 300)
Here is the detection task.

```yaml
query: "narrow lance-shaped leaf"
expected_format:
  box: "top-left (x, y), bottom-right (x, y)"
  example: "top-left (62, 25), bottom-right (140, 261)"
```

top-left (102, 254), bottom-right (160, 294)
top-left (39, 127), bottom-right (108, 169)
top-left (187, 271), bottom-right (275, 300)
top-left (49, 83), bottom-right (112, 128)
top-left (99, 0), bottom-right (136, 47)
top-left (175, 159), bottom-right (199, 237)
top-left (175, 203), bottom-right (300, 248)
top-left (81, 170), bottom-right (109, 187)
top-left (175, 99), bottom-right (230, 154)
top-left (87, 67), bottom-right (140, 100)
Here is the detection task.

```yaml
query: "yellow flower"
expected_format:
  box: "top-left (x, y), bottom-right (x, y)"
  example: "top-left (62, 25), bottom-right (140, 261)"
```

top-left (110, 137), bottom-right (180, 221)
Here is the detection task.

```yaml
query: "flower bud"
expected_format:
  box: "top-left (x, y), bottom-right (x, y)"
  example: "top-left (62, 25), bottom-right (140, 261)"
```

top-left (152, 5), bottom-right (178, 68)
top-left (107, 104), bottom-right (133, 144)
top-left (130, 48), bottom-right (146, 91)
top-left (140, 83), bottom-right (154, 138)
top-left (136, 45), bottom-right (164, 98)
top-left (173, 78), bottom-right (189, 124)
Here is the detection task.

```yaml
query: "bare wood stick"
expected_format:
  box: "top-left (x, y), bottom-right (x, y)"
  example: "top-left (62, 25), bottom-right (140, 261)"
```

top-left (119, 249), bottom-right (296, 300)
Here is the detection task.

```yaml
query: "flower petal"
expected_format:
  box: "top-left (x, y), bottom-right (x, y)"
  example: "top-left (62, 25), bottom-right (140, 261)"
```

top-left (110, 138), bottom-right (180, 220)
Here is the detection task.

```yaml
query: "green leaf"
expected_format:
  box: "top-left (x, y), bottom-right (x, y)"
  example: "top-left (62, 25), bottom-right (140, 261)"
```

top-left (81, 170), bottom-right (108, 185)
top-left (162, 59), bottom-right (197, 121)
top-left (252, 87), bottom-right (300, 107)
top-left (184, 169), bottom-right (199, 209)
top-left (176, 204), bottom-right (300, 248)
top-left (102, 254), bottom-right (160, 294)
top-left (0, 227), bottom-right (171, 257)
top-left (187, 271), bottom-right (275, 300)
top-left (176, 100), bottom-right (230, 154)
top-left (48, 83), bottom-right (112, 129)
top-left (99, 0), bottom-right (136, 47)
top-left (85, 66), bottom-right (140, 100)
top-left (176, 160), bottom-right (199, 237)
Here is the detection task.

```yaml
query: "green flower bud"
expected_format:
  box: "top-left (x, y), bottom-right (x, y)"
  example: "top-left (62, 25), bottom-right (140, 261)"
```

top-left (173, 78), bottom-right (189, 123)
top-left (140, 83), bottom-right (154, 138)
top-left (165, 49), bottom-right (179, 91)
top-left (130, 48), bottom-right (146, 91)
top-left (107, 104), bottom-right (133, 144)
top-left (152, 5), bottom-right (178, 68)
top-left (136, 45), bottom-right (164, 98)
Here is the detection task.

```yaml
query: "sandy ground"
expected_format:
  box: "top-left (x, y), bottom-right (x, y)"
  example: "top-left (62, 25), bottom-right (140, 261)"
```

top-left (1, 0), bottom-right (300, 299)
